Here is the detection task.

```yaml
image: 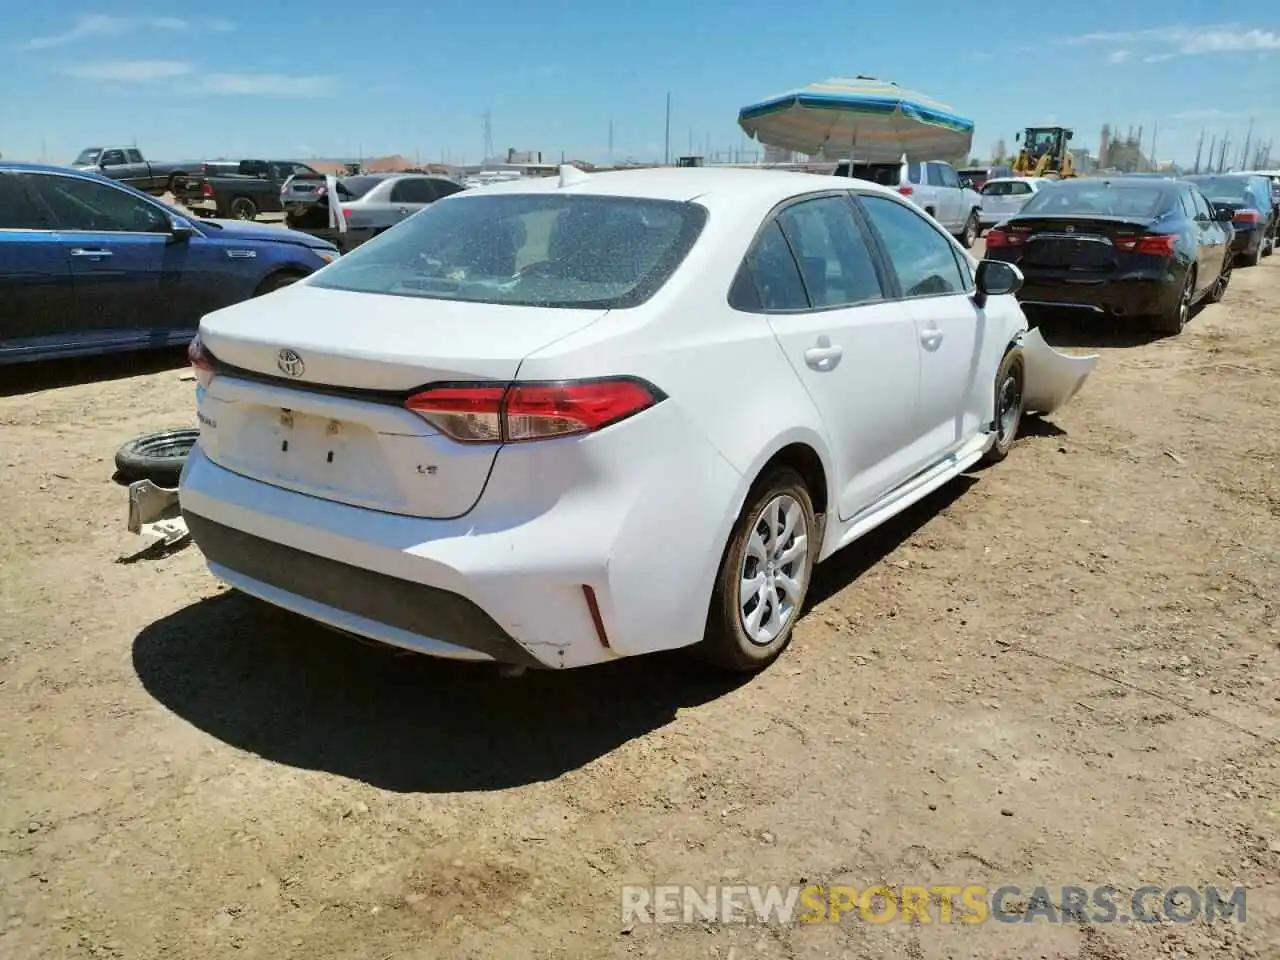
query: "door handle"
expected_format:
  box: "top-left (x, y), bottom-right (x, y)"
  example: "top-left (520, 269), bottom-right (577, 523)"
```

top-left (919, 328), bottom-right (944, 350)
top-left (803, 345), bottom-right (843, 369)
top-left (70, 248), bottom-right (112, 258)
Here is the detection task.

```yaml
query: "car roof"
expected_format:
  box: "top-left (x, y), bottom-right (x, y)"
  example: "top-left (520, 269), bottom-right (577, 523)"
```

top-left (457, 166), bottom-right (908, 207)
top-left (983, 176), bottom-right (1043, 183)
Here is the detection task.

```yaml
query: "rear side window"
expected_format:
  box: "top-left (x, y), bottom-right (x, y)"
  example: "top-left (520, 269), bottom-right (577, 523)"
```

top-left (0, 173), bottom-right (50, 229)
top-left (839, 162), bottom-right (901, 186)
top-left (906, 162), bottom-right (922, 184)
top-left (857, 194), bottom-right (967, 298)
top-left (338, 176), bottom-right (385, 199)
top-left (433, 180), bottom-right (464, 199)
top-left (776, 196), bottom-right (883, 308)
top-left (310, 193), bottom-right (708, 309)
top-left (390, 179), bottom-right (438, 203)
top-left (983, 181), bottom-right (1033, 196)
top-left (926, 164), bottom-right (945, 187)
top-left (731, 221), bottom-right (809, 312)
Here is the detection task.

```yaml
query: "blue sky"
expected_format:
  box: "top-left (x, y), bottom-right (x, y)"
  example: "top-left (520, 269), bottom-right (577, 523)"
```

top-left (2, 3), bottom-right (1277, 167)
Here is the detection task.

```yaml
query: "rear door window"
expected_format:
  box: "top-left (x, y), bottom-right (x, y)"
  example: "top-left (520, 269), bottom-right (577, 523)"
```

top-left (0, 173), bottom-right (51, 229)
top-left (390, 179), bottom-right (439, 203)
top-left (101, 149), bottom-right (127, 166)
top-left (23, 173), bottom-right (169, 233)
top-left (939, 165), bottom-right (961, 188)
top-left (731, 221), bottom-right (810, 312)
top-left (926, 163), bottom-right (946, 187)
top-left (776, 195), bottom-right (884, 308)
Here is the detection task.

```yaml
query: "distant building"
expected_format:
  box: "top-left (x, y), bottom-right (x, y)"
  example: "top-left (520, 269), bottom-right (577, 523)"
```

top-left (764, 145), bottom-right (794, 164)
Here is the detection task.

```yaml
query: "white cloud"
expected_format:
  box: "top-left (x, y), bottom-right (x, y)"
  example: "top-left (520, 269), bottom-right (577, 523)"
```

top-left (1061, 23), bottom-right (1280, 59)
top-left (60, 59), bottom-right (194, 82)
top-left (22, 14), bottom-right (235, 49)
top-left (1108, 50), bottom-right (1130, 63)
top-left (1168, 108), bottom-right (1252, 122)
top-left (194, 73), bottom-right (336, 97)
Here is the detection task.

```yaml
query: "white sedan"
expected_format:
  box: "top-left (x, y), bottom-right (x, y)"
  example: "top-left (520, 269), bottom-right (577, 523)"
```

top-left (978, 176), bottom-right (1052, 229)
top-left (179, 166), bottom-right (1096, 673)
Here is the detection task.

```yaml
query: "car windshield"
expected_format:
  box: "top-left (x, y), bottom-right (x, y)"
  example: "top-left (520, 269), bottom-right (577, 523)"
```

top-left (309, 192), bottom-right (708, 309)
top-left (74, 149), bottom-right (101, 165)
top-left (1019, 182), bottom-right (1165, 218)
top-left (1189, 177), bottom-right (1262, 206)
top-left (981, 180), bottom-right (1027, 196)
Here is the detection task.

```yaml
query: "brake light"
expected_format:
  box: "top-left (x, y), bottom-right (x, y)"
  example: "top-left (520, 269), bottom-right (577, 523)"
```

top-left (404, 378), bottom-right (664, 443)
top-left (341, 207), bottom-right (356, 220)
top-left (187, 334), bottom-right (214, 388)
top-left (985, 227), bottom-right (1027, 248)
top-left (201, 183), bottom-right (214, 198)
top-left (1233, 209), bottom-right (1261, 224)
top-left (1115, 233), bottom-right (1176, 257)
top-left (897, 186), bottom-right (914, 197)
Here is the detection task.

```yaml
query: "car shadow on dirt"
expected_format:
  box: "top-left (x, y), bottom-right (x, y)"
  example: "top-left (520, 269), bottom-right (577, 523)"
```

top-left (1031, 316), bottom-right (1161, 349)
top-left (0, 346), bottom-right (191, 398)
top-left (131, 591), bottom-right (750, 794)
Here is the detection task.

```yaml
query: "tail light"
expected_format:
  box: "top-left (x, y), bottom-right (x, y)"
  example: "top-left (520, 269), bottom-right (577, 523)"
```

top-left (201, 183), bottom-right (214, 198)
top-left (341, 207), bottom-right (355, 220)
top-left (316, 186), bottom-right (328, 198)
top-left (1233, 209), bottom-right (1261, 225)
top-left (188, 334), bottom-right (214, 388)
top-left (985, 227), bottom-right (1028, 248)
top-left (1114, 233), bottom-right (1177, 257)
top-left (405, 378), bottom-right (664, 444)
top-left (897, 186), bottom-right (914, 197)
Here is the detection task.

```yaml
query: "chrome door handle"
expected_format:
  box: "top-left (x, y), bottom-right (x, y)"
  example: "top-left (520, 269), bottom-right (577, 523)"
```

top-left (803, 345), bottom-right (843, 369)
top-left (920, 328), bottom-right (944, 350)
top-left (70, 248), bottom-right (112, 258)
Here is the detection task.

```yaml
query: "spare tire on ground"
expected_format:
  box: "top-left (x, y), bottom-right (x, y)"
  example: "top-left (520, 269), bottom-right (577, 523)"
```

top-left (114, 428), bottom-right (199, 487)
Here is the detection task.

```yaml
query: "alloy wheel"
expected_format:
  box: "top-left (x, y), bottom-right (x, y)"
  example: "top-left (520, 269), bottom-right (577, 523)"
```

top-left (997, 367), bottom-right (1023, 445)
top-left (738, 494), bottom-right (810, 646)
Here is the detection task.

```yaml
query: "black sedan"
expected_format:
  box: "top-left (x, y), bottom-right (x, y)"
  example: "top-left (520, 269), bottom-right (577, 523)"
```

top-left (984, 178), bottom-right (1234, 335)
top-left (1182, 173), bottom-right (1277, 267)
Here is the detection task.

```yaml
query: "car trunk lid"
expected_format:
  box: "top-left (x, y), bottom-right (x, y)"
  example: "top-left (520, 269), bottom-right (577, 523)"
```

top-left (196, 284), bottom-right (607, 519)
top-left (1005, 214), bottom-right (1162, 275)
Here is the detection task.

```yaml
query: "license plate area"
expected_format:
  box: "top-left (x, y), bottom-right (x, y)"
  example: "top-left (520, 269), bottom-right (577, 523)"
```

top-left (1025, 236), bottom-right (1115, 269)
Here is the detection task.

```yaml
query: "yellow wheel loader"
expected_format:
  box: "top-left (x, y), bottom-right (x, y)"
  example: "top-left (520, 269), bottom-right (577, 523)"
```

top-left (1012, 127), bottom-right (1077, 178)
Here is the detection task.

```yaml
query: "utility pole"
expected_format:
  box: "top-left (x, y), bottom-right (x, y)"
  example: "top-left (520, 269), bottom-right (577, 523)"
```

top-left (1239, 117), bottom-right (1254, 172)
top-left (482, 110), bottom-right (494, 164)
top-left (1193, 128), bottom-right (1204, 174)
top-left (607, 119), bottom-right (614, 164)
top-left (1149, 122), bottom-right (1158, 171)
top-left (663, 92), bottom-right (671, 165)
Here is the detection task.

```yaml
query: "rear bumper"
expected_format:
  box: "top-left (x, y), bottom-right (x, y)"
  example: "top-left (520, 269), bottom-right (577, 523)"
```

top-left (177, 404), bottom-right (744, 669)
top-left (1015, 271), bottom-right (1178, 318)
top-left (1231, 228), bottom-right (1262, 256)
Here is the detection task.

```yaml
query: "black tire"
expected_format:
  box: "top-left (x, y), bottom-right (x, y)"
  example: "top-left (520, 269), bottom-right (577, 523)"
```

top-left (167, 174), bottom-right (183, 196)
top-left (1152, 267), bottom-right (1194, 335)
top-left (255, 272), bottom-right (303, 297)
top-left (1206, 253), bottom-right (1232, 304)
top-left (1263, 235), bottom-right (1274, 258)
top-left (1238, 238), bottom-right (1263, 267)
top-left (114, 428), bottom-right (199, 486)
top-left (229, 196), bottom-right (258, 221)
top-left (982, 347), bottom-right (1025, 464)
top-left (958, 210), bottom-right (980, 249)
top-left (695, 467), bottom-right (817, 673)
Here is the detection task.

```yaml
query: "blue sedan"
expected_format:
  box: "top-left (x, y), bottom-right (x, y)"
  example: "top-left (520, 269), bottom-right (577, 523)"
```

top-left (0, 162), bottom-right (340, 364)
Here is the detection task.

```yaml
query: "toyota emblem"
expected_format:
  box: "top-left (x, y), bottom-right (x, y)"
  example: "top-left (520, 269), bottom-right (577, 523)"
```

top-left (276, 348), bottom-right (305, 377)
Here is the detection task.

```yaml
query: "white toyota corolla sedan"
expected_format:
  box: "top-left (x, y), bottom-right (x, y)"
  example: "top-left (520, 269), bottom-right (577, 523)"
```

top-left (180, 165), bottom-right (1096, 673)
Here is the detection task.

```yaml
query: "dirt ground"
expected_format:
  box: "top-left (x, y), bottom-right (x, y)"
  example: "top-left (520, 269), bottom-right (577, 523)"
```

top-left (1, 247), bottom-right (1278, 960)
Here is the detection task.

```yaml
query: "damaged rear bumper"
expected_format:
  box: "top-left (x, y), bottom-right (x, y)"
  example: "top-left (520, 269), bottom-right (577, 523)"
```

top-left (1019, 326), bottom-right (1099, 415)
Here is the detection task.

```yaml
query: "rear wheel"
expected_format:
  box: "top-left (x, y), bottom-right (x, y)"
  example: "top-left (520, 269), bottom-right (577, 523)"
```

top-left (229, 196), bottom-right (258, 221)
top-left (254, 272), bottom-right (302, 297)
top-left (696, 468), bottom-right (817, 673)
top-left (1239, 239), bottom-right (1263, 267)
top-left (958, 210), bottom-right (980, 249)
top-left (1206, 253), bottom-right (1232, 304)
top-left (1152, 267), bottom-right (1194, 335)
top-left (982, 347), bottom-right (1025, 464)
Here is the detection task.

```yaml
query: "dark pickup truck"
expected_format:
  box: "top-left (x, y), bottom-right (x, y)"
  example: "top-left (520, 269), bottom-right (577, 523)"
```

top-left (71, 146), bottom-right (201, 196)
top-left (173, 159), bottom-right (321, 221)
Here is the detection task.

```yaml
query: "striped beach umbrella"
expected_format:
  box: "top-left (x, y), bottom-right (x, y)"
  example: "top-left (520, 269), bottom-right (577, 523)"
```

top-left (738, 76), bottom-right (974, 164)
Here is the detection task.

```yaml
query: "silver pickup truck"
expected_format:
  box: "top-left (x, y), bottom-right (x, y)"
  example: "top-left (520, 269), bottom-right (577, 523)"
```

top-left (835, 159), bottom-right (984, 248)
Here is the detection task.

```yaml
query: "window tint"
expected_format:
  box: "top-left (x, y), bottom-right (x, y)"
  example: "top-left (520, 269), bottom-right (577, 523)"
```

top-left (311, 193), bottom-right (708, 309)
top-left (0, 174), bottom-right (50, 229)
top-left (24, 174), bottom-right (169, 233)
top-left (1178, 192), bottom-right (1196, 219)
top-left (1189, 189), bottom-right (1213, 221)
top-left (982, 180), bottom-right (1032, 197)
top-left (390, 178), bottom-right (438, 203)
top-left (939, 165), bottom-right (960, 188)
top-left (125, 149), bottom-right (143, 163)
top-left (906, 162), bottom-right (922, 184)
top-left (339, 176), bottom-right (386, 199)
top-left (776, 196), bottom-right (883, 308)
top-left (857, 194), bottom-right (967, 298)
top-left (926, 163), bottom-right (945, 187)
top-left (734, 221), bottom-right (809, 311)
top-left (1020, 182), bottom-right (1165, 218)
top-left (101, 150), bottom-right (126, 166)
top-left (433, 180), bottom-right (464, 198)
top-left (839, 162), bottom-right (901, 186)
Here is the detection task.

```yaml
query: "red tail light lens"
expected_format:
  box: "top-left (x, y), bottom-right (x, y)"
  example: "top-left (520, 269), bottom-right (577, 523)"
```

top-left (201, 183), bottom-right (214, 197)
top-left (897, 186), bottom-right (914, 197)
top-left (1233, 209), bottom-right (1261, 224)
top-left (340, 207), bottom-right (355, 220)
top-left (405, 378), bottom-right (663, 444)
top-left (1115, 234), bottom-right (1176, 257)
top-left (986, 227), bottom-right (1028, 248)
top-left (188, 334), bottom-right (214, 388)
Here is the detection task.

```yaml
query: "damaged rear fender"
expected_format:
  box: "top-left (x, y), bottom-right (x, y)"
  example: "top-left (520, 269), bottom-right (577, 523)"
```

top-left (1018, 327), bottom-right (1099, 415)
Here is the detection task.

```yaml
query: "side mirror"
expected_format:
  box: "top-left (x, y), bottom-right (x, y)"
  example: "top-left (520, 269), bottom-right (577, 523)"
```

top-left (167, 216), bottom-right (195, 242)
top-left (972, 259), bottom-right (1023, 308)
top-left (1067, 131), bottom-right (1074, 140)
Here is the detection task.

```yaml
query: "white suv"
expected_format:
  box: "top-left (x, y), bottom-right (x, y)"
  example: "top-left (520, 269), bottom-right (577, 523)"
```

top-left (835, 160), bottom-right (983, 248)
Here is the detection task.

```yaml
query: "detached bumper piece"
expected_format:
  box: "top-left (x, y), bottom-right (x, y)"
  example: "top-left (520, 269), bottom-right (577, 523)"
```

top-left (127, 480), bottom-right (189, 546)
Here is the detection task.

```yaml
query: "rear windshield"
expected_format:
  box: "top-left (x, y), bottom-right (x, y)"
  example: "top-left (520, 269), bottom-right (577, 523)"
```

top-left (833, 162), bottom-right (919, 186)
top-left (1019, 181), bottom-right (1166, 218)
top-left (309, 193), bottom-right (708, 309)
top-left (337, 176), bottom-right (385, 198)
top-left (1188, 176), bottom-right (1266, 207)
top-left (981, 180), bottom-right (1033, 196)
